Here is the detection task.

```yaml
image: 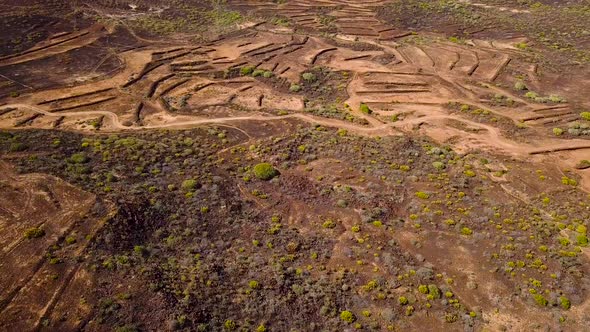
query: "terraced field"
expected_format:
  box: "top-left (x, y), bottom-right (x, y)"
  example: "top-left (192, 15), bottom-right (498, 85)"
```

top-left (1, 0), bottom-right (590, 331)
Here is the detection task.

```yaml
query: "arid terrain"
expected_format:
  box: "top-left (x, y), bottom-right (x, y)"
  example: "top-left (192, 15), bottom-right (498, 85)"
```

top-left (1, 0), bottom-right (590, 331)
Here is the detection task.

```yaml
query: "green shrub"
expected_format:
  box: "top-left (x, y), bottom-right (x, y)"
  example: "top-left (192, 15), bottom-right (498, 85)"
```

top-left (181, 179), bottom-right (197, 191)
top-left (581, 112), bottom-right (590, 121)
top-left (461, 227), bottom-right (473, 235)
top-left (302, 72), bottom-right (317, 82)
top-left (253, 163), bottom-right (278, 180)
top-left (549, 95), bottom-right (565, 103)
top-left (340, 310), bottom-right (356, 323)
top-left (418, 285), bottom-right (428, 294)
top-left (577, 235), bottom-right (588, 246)
top-left (248, 280), bottom-right (260, 289)
top-left (133, 245), bottom-right (147, 255)
top-left (432, 161), bottom-right (445, 170)
top-left (289, 84), bottom-right (301, 92)
top-left (553, 128), bottom-right (564, 136)
top-left (362, 280), bottom-right (378, 291)
top-left (267, 223), bottom-right (281, 234)
top-left (359, 103), bottom-right (372, 114)
top-left (560, 296), bottom-right (571, 310)
top-left (428, 284), bottom-right (441, 298)
top-left (224, 320), bottom-right (236, 330)
top-left (463, 170), bottom-right (476, 177)
top-left (415, 191), bottom-right (430, 199)
top-left (252, 69), bottom-right (265, 77)
top-left (445, 313), bottom-right (458, 323)
top-left (263, 71), bottom-right (273, 78)
top-left (70, 153), bottom-right (88, 164)
top-left (561, 176), bottom-right (577, 186)
top-left (9, 142), bottom-right (27, 152)
top-left (514, 81), bottom-right (527, 91)
top-left (240, 66), bottom-right (255, 76)
top-left (24, 227), bottom-right (45, 239)
top-left (322, 219), bottom-right (336, 229)
top-left (398, 296), bottom-right (408, 305)
top-left (533, 294), bottom-right (548, 306)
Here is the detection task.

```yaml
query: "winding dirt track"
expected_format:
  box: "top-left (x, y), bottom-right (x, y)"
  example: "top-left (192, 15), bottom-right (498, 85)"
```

top-left (5, 103), bottom-right (590, 160)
